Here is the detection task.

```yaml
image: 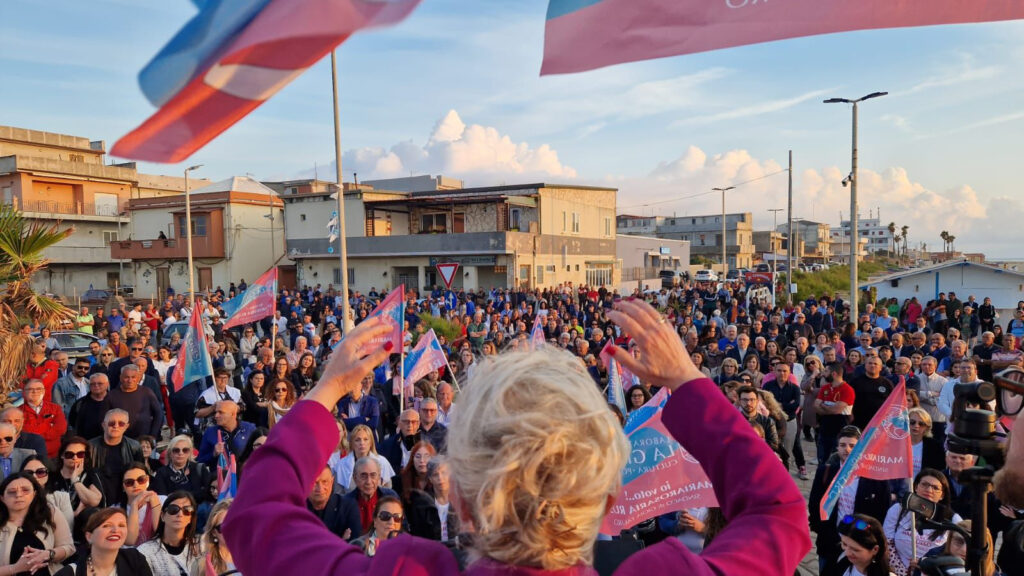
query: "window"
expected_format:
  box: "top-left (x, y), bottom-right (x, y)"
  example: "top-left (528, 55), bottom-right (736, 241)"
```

top-left (510, 208), bottom-right (521, 230)
top-left (177, 215), bottom-right (207, 236)
top-left (332, 268), bottom-right (355, 284)
top-left (536, 265), bottom-right (544, 284)
top-left (604, 217), bottom-right (611, 236)
top-left (562, 211), bottom-right (567, 232)
top-left (102, 231), bottom-right (118, 245)
top-left (453, 212), bottom-right (465, 233)
top-left (572, 212), bottom-right (580, 233)
top-left (300, 214), bottom-right (307, 221)
top-left (546, 265), bottom-right (556, 272)
top-left (420, 213), bottom-right (447, 233)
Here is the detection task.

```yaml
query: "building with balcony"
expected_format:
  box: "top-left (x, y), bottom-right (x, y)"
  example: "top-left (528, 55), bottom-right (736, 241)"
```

top-left (618, 212), bottom-right (754, 269)
top-left (778, 219), bottom-right (832, 264)
top-left (283, 180), bottom-right (619, 292)
top-left (830, 216), bottom-right (895, 256)
top-left (0, 125), bottom-right (206, 299)
top-left (111, 176), bottom-right (284, 299)
top-left (616, 235), bottom-right (689, 293)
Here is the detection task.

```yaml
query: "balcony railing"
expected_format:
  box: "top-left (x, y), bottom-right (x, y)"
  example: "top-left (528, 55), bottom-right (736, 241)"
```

top-left (111, 237), bottom-right (224, 259)
top-left (17, 198), bottom-right (125, 217)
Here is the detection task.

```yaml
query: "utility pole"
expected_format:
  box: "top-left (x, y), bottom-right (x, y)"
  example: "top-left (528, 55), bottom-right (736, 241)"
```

top-left (768, 208), bottom-right (783, 305)
top-left (184, 164), bottom-right (203, 307)
top-left (712, 186), bottom-right (735, 278)
top-left (331, 50), bottom-right (353, 334)
top-left (786, 150), bottom-right (793, 304)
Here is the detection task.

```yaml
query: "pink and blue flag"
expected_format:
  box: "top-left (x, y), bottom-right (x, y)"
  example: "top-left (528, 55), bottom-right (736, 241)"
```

top-left (216, 431), bottom-right (238, 502)
top-left (357, 284), bottom-right (404, 355)
top-left (170, 300), bottom-right (215, 393)
top-left (542, 1), bottom-right (1024, 75)
top-left (601, 388), bottom-right (717, 535)
top-left (599, 342), bottom-right (640, 390)
top-left (221, 267), bottom-right (277, 330)
top-left (606, 358), bottom-right (628, 416)
top-left (820, 381), bottom-right (913, 520)
top-left (112, 0), bottom-right (422, 162)
top-left (529, 316), bottom-right (546, 350)
top-left (403, 329), bottom-right (448, 391)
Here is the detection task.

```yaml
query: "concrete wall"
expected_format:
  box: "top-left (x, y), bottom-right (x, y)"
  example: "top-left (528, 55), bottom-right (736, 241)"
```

top-left (539, 187), bottom-right (616, 239)
top-left (296, 255), bottom-right (515, 294)
top-left (867, 264), bottom-right (1024, 311)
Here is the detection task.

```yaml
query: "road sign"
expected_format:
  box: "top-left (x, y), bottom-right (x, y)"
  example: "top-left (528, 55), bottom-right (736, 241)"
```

top-left (436, 262), bottom-right (459, 290)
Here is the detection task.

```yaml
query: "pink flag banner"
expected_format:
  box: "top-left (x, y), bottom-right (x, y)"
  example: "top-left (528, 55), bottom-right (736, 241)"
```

top-left (601, 388), bottom-right (718, 535)
top-left (357, 285), bottom-right (404, 356)
top-left (170, 300), bottom-right (215, 393)
top-left (542, 1), bottom-right (1024, 75)
top-left (599, 342), bottom-right (640, 390)
top-left (529, 315), bottom-right (546, 350)
top-left (221, 267), bottom-right (277, 330)
top-left (113, 0), bottom-right (422, 162)
top-left (820, 381), bottom-right (913, 520)
top-left (403, 329), bottom-right (448, 390)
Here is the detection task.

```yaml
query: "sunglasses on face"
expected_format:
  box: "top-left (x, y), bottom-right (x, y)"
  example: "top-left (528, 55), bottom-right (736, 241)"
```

top-left (63, 451), bottom-right (86, 460)
top-left (377, 511), bottom-right (403, 523)
top-left (131, 347), bottom-right (143, 352)
top-left (101, 353), bottom-right (113, 357)
top-left (164, 504), bottom-right (194, 517)
top-left (840, 515), bottom-right (869, 531)
top-left (122, 476), bottom-right (149, 488)
top-left (0, 436), bottom-right (14, 443)
top-left (106, 421), bottom-right (128, 428)
top-left (171, 447), bottom-right (191, 454)
top-left (25, 468), bottom-right (48, 479)
top-left (275, 387), bottom-right (288, 393)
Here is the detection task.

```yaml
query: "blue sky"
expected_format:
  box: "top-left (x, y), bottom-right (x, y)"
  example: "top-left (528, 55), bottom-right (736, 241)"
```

top-left (2, 0), bottom-right (1023, 256)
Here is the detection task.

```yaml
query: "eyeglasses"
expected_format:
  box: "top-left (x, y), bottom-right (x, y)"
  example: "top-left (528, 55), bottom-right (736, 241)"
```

top-left (0, 436), bottom-right (13, 443)
top-left (4, 486), bottom-right (33, 497)
top-left (840, 515), bottom-right (869, 531)
top-left (164, 504), bottom-right (194, 517)
top-left (131, 347), bottom-right (143, 352)
top-left (274, 387), bottom-right (288, 393)
top-left (908, 420), bottom-right (927, 427)
top-left (25, 468), bottom-right (48, 479)
top-left (100, 353), bottom-right (113, 357)
top-left (63, 450), bottom-right (86, 459)
top-left (106, 421), bottom-right (128, 428)
top-left (377, 511), bottom-right (403, 523)
top-left (171, 447), bottom-right (191, 454)
top-left (122, 476), bottom-right (149, 488)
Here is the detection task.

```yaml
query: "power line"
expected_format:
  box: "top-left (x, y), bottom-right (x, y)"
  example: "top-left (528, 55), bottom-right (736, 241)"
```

top-left (618, 168), bottom-right (790, 210)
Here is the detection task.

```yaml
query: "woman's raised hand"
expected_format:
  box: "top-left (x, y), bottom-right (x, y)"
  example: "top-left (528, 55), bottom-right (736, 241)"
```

top-left (306, 316), bottom-right (393, 412)
top-left (606, 299), bottom-right (707, 392)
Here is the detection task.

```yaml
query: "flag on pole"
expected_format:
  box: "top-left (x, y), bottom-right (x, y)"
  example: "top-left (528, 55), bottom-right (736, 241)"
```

top-left (112, 0), bottom-right (423, 162)
top-left (170, 299), bottom-right (215, 393)
top-left (529, 316), bottom-right (546, 350)
top-left (357, 284), bottom-right (404, 355)
top-left (601, 388), bottom-right (718, 535)
top-left (403, 329), bottom-right (449, 393)
top-left (606, 358), bottom-right (628, 415)
top-left (541, 1), bottom-right (1024, 75)
top-left (216, 431), bottom-right (238, 502)
top-left (599, 341), bottom-right (640, 390)
top-left (221, 267), bottom-right (277, 330)
top-left (820, 381), bottom-right (913, 520)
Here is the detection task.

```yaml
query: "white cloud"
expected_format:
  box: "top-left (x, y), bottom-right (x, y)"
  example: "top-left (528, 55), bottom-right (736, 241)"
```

top-left (671, 87), bottom-right (837, 127)
top-left (303, 109), bottom-right (576, 183)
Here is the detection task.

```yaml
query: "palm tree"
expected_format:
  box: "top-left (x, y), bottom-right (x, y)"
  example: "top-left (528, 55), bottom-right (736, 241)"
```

top-left (887, 222), bottom-right (896, 258)
top-left (948, 235), bottom-right (956, 253)
top-left (940, 231), bottom-right (950, 253)
top-left (0, 205), bottom-right (75, 397)
top-left (900, 225), bottom-right (909, 260)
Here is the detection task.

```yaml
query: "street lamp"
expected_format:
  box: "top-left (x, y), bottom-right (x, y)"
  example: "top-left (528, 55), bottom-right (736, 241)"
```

top-left (768, 208), bottom-right (784, 303)
top-left (712, 186), bottom-right (735, 278)
top-left (184, 164), bottom-right (203, 307)
top-left (824, 91), bottom-right (887, 325)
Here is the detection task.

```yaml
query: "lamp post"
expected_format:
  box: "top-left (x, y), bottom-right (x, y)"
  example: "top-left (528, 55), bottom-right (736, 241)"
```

top-left (331, 49), bottom-right (353, 334)
top-left (824, 91), bottom-right (887, 325)
top-left (712, 186), bottom-right (735, 278)
top-left (768, 208), bottom-right (783, 303)
top-left (184, 164), bottom-right (203, 307)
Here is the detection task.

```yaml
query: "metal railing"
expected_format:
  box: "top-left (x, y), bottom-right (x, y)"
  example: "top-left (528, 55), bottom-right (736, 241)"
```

top-left (17, 198), bottom-right (124, 217)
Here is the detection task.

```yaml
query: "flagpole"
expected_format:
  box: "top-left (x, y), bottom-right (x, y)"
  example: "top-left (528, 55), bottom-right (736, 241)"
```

top-left (331, 49), bottom-right (353, 336)
top-left (399, 338), bottom-right (406, 410)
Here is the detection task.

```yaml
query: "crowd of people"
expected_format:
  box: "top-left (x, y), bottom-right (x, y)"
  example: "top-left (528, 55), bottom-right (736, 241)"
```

top-left (6, 278), bottom-right (1024, 575)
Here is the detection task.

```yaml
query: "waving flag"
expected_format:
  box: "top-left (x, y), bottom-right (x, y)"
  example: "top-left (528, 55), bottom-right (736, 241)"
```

top-left (599, 341), bottom-right (640, 390)
top-left (403, 329), bottom-right (448, 392)
top-left (112, 0), bottom-right (422, 162)
top-left (216, 431), bottom-right (238, 502)
top-left (820, 381), bottom-right (913, 520)
top-left (606, 358), bottom-right (628, 415)
top-left (170, 299), bottom-right (215, 393)
top-left (542, 1), bottom-right (1024, 75)
top-left (357, 284), bottom-right (404, 355)
top-left (221, 267), bottom-right (277, 329)
top-left (602, 388), bottom-right (718, 535)
top-left (529, 316), bottom-right (546, 350)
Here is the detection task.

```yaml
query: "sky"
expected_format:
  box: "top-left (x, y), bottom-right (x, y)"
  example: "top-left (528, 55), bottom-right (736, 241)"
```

top-left (2, 0), bottom-right (1023, 257)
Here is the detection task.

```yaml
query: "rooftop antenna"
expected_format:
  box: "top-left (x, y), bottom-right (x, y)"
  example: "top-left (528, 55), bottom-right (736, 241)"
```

top-left (314, 161), bottom-right (318, 181)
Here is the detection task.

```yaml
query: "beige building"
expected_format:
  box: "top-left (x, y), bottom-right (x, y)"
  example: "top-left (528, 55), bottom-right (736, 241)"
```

top-left (111, 177), bottom-right (285, 298)
top-left (0, 125), bottom-right (207, 299)
top-left (283, 180), bottom-right (619, 292)
top-left (619, 212), bottom-right (755, 269)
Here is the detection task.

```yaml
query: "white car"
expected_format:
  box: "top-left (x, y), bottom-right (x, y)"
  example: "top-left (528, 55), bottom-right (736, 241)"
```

top-left (694, 269), bottom-right (719, 282)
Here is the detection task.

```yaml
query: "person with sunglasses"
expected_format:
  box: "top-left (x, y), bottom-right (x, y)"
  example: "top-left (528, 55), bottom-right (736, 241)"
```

top-left (350, 496), bottom-right (405, 557)
top-left (193, 499), bottom-right (237, 576)
top-left (835, 514), bottom-right (892, 576)
top-left (119, 463), bottom-right (160, 547)
top-left (20, 455), bottom-right (73, 533)
top-left (883, 468), bottom-right (959, 576)
top-left (88, 410), bottom-right (144, 510)
top-left (138, 491), bottom-right (201, 576)
top-left (0, 471), bottom-right (75, 574)
top-left (152, 436), bottom-right (212, 505)
top-left (50, 437), bottom-right (103, 520)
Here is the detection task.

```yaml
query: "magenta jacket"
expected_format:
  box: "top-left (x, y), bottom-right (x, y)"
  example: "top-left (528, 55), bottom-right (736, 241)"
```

top-left (224, 377), bottom-right (810, 576)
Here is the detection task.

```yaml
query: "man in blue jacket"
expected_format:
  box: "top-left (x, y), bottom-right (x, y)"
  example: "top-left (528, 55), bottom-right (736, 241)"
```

top-left (197, 401), bottom-right (256, 465)
top-left (337, 374), bottom-right (381, 441)
top-left (308, 467), bottom-right (360, 541)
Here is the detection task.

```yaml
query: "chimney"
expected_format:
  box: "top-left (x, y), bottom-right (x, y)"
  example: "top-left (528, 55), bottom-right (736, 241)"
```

top-left (353, 172), bottom-right (358, 186)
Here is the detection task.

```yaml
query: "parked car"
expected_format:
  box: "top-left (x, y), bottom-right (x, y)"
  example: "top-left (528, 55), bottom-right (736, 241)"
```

top-left (755, 263), bottom-right (771, 273)
top-left (161, 321), bottom-right (190, 347)
top-left (31, 331), bottom-right (99, 359)
top-left (659, 270), bottom-right (679, 288)
top-left (694, 269), bottom-right (719, 282)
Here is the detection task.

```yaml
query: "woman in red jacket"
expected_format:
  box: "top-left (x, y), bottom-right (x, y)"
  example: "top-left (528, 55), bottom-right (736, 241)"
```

top-left (224, 302), bottom-right (811, 576)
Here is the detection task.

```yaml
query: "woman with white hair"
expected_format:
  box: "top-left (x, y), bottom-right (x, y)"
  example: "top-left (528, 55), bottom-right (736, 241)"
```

top-left (224, 303), bottom-right (811, 575)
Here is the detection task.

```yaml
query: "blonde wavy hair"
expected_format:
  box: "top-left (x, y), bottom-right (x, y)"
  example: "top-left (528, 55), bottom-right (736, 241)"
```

top-left (447, 346), bottom-right (629, 570)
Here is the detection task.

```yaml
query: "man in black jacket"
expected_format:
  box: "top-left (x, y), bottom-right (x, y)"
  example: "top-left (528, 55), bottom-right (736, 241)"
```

top-left (379, 409), bottom-right (423, 473)
top-left (308, 467), bottom-right (360, 541)
top-left (88, 408), bottom-right (144, 506)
